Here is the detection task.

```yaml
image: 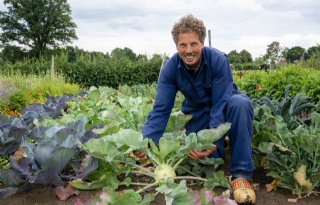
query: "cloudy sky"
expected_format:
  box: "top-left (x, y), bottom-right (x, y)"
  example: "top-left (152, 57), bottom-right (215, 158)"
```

top-left (2, 0), bottom-right (320, 58)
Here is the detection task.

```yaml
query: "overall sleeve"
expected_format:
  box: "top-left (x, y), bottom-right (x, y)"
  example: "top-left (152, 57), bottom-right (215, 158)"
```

top-left (209, 56), bottom-right (233, 128)
top-left (142, 63), bottom-right (177, 144)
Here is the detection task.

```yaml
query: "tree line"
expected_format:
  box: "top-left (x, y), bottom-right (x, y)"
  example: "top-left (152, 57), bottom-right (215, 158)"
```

top-left (227, 42), bottom-right (320, 70)
top-left (1, 0), bottom-right (320, 70)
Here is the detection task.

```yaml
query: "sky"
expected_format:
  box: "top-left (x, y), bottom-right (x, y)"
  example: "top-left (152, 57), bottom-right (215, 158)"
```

top-left (1, 0), bottom-right (320, 58)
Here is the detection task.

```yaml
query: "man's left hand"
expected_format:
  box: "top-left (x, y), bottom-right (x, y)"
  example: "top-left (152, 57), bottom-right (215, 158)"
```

top-left (188, 146), bottom-right (217, 160)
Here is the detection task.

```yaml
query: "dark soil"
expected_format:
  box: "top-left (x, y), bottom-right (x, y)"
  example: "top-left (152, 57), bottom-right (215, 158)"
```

top-left (1, 168), bottom-right (319, 205)
top-left (1, 147), bottom-right (319, 205)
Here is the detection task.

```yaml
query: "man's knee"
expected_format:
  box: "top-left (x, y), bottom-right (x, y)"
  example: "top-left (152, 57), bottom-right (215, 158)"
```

top-left (227, 94), bottom-right (253, 112)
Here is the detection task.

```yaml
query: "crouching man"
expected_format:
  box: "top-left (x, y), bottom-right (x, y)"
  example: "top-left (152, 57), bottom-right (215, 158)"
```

top-left (135, 14), bottom-right (256, 204)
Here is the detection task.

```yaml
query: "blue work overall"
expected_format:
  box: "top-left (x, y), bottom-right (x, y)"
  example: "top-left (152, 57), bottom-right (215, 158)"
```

top-left (142, 47), bottom-right (254, 179)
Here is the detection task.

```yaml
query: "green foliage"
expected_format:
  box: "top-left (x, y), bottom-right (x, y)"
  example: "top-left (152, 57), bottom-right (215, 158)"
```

top-left (0, 0), bottom-right (77, 59)
top-left (0, 45), bottom-right (27, 63)
top-left (257, 84), bottom-right (317, 129)
top-left (239, 49), bottom-right (253, 63)
top-left (286, 46), bottom-right (306, 63)
top-left (8, 90), bottom-right (30, 111)
top-left (258, 112), bottom-right (320, 198)
top-left (0, 48), bottom-right (162, 88)
top-left (263, 41), bottom-right (284, 68)
top-left (227, 50), bottom-right (255, 70)
top-left (306, 45), bottom-right (320, 59)
top-left (227, 50), bottom-right (241, 64)
top-left (233, 70), bottom-right (265, 98)
top-left (235, 65), bottom-right (320, 109)
top-left (0, 73), bottom-right (79, 114)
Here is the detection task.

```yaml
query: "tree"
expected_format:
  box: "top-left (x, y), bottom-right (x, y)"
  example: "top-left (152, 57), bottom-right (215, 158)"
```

top-left (281, 47), bottom-right (289, 61)
top-left (239, 49), bottom-right (253, 63)
top-left (1, 45), bottom-right (27, 62)
top-left (0, 0), bottom-right (77, 59)
top-left (227, 50), bottom-right (241, 64)
top-left (286, 46), bottom-right (306, 63)
top-left (111, 47), bottom-right (137, 61)
top-left (253, 56), bottom-right (267, 70)
top-left (307, 45), bottom-right (320, 59)
top-left (263, 41), bottom-right (283, 69)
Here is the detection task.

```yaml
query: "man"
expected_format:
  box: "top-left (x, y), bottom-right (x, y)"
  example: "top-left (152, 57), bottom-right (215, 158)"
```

top-left (135, 14), bottom-right (256, 204)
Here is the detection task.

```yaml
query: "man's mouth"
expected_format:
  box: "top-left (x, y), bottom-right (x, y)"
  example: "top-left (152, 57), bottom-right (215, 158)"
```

top-left (185, 54), bottom-right (195, 61)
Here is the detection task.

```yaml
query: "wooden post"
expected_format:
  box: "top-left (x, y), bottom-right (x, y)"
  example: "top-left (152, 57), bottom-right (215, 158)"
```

top-left (51, 55), bottom-right (55, 78)
top-left (208, 29), bottom-right (212, 47)
top-left (158, 53), bottom-right (167, 81)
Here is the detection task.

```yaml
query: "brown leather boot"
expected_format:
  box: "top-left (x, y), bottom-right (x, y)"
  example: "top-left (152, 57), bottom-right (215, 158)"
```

top-left (231, 178), bottom-right (256, 204)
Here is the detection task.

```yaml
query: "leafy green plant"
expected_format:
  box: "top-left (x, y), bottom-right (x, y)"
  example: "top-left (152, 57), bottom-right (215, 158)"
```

top-left (72, 122), bottom-right (231, 204)
top-left (9, 90), bottom-right (30, 111)
top-left (0, 73), bottom-right (79, 114)
top-left (235, 65), bottom-right (320, 110)
top-left (258, 112), bottom-right (320, 199)
top-left (257, 84), bottom-right (317, 129)
top-left (0, 117), bottom-right (95, 199)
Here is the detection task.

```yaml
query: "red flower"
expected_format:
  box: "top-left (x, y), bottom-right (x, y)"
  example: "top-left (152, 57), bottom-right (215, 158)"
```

top-left (256, 85), bottom-right (263, 89)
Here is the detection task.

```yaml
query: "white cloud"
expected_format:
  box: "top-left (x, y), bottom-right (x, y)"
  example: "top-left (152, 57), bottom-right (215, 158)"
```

top-left (1, 0), bottom-right (320, 58)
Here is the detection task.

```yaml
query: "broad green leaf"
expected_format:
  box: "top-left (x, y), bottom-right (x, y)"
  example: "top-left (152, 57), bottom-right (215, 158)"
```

top-left (92, 121), bottom-right (121, 136)
top-left (159, 136), bottom-right (181, 161)
top-left (70, 171), bottom-right (120, 190)
top-left (140, 193), bottom-right (155, 205)
top-left (86, 89), bottom-right (101, 102)
top-left (108, 189), bottom-right (143, 205)
top-left (267, 171), bottom-right (281, 178)
top-left (70, 178), bottom-right (107, 190)
top-left (204, 170), bottom-right (229, 189)
top-left (82, 138), bottom-right (118, 161)
top-left (0, 169), bottom-right (24, 186)
top-left (197, 123), bottom-right (231, 144)
top-left (165, 111), bottom-right (192, 133)
top-left (157, 181), bottom-right (194, 205)
top-left (42, 147), bottom-right (76, 173)
top-left (258, 142), bottom-right (274, 154)
top-left (107, 129), bottom-right (148, 152)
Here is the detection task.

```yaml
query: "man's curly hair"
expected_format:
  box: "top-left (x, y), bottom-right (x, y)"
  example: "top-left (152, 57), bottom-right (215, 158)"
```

top-left (171, 14), bottom-right (206, 45)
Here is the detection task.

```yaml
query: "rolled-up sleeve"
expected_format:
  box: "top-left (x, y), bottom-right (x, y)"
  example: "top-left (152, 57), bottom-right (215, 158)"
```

top-left (142, 63), bottom-right (177, 144)
top-left (209, 56), bottom-right (233, 128)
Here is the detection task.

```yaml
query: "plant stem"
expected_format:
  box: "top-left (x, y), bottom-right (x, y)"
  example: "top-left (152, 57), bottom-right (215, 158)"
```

top-left (172, 156), bottom-right (187, 170)
top-left (146, 150), bottom-right (161, 166)
top-left (130, 170), bottom-right (155, 178)
top-left (178, 166), bottom-right (200, 177)
top-left (136, 182), bottom-right (157, 194)
top-left (131, 182), bottom-right (153, 186)
top-left (174, 176), bottom-right (207, 182)
top-left (132, 164), bottom-right (155, 176)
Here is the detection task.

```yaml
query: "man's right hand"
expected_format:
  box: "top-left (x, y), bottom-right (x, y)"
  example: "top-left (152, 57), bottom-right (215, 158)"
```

top-left (132, 150), bottom-right (148, 160)
top-left (188, 146), bottom-right (217, 160)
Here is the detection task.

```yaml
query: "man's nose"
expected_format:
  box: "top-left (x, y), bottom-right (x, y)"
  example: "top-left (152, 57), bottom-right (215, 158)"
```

top-left (186, 45), bottom-right (193, 53)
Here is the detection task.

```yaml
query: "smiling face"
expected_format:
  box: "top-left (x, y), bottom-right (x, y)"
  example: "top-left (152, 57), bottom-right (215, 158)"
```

top-left (176, 32), bottom-right (204, 71)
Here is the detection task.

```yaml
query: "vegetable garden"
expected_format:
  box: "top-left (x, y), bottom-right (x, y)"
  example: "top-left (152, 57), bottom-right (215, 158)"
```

top-left (1, 65), bottom-right (320, 205)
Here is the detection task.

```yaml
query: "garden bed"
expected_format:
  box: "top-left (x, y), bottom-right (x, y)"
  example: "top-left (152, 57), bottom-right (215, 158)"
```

top-left (1, 148), bottom-right (319, 205)
top-left (1, 168), bottom-right (319, 205)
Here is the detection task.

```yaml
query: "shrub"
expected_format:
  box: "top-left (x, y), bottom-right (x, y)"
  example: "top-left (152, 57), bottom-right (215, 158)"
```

top-left (234, 65), bottom-right (320, 109)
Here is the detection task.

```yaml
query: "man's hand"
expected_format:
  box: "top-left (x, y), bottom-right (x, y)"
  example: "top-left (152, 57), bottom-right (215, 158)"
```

top-left (188, 146), bottom-right (217, 160)
top-left (132, 150), bottom-right (148, 160)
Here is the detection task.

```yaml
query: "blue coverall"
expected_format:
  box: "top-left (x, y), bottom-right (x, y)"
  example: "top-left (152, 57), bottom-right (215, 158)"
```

top-left (142, 46), bottom-right (254, 179)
